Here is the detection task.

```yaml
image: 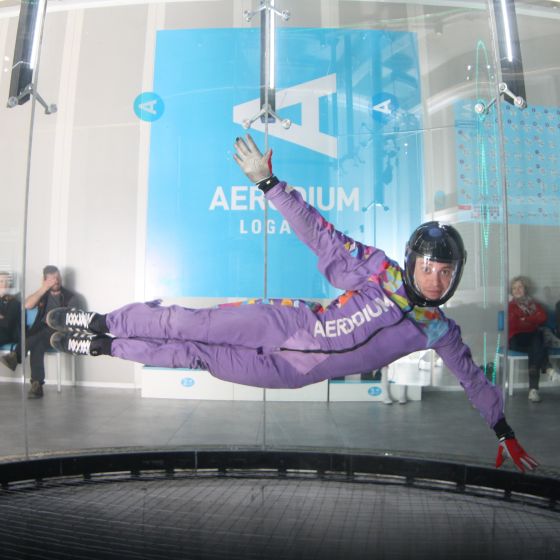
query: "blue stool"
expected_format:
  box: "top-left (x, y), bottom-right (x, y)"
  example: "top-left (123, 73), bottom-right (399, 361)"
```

top-left (497, 310), bottom-right (560, 395)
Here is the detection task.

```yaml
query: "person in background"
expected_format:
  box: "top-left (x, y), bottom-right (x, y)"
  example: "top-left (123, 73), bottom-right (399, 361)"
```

top-left (380, 366), bottom-right (407, 405)
top-left (0, 265), bottom-right (78, 398)
top-left (508, 276), bottom-right (558, 403)
top-left (0, 272), bottom-right (21, 363)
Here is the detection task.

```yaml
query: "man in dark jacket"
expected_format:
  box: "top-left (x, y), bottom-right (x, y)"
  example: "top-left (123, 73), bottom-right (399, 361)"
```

top-left (0, 265), bottom-right (78, 398)
top-left (0, 271), bottom-right (20, 350)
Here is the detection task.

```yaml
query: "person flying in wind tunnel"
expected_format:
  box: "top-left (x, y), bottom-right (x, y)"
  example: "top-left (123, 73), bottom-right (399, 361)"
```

top-left (47, 134), bottom-right (537, 473)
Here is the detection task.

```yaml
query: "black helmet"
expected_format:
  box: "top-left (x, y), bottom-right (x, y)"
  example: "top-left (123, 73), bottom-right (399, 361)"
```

top-left (403, 221), bottom-right (467, 307)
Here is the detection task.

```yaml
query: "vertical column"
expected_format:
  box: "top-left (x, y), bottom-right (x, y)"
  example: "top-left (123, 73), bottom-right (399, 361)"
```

top-left (48, 9), bottom-right (84, 268)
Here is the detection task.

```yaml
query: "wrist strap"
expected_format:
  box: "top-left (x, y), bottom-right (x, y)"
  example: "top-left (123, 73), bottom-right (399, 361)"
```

top-left (257, 175), bottom-right (280, 193)
top-left (494, 418), bottom-right (515, 440)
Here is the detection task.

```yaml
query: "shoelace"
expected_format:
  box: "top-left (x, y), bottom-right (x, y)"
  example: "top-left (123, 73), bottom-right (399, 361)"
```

top-left (67, 336), bottom-right (92, 355)
top-left (66, 310), bottom-right (95, 329)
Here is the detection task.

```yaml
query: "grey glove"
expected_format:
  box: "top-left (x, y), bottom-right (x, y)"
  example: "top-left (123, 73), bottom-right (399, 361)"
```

top-left (233, 135), bottom-right (273, 184)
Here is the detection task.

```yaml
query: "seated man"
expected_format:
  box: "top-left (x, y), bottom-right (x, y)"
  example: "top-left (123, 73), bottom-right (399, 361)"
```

top-left (0, 265), bottom-right (78, 398)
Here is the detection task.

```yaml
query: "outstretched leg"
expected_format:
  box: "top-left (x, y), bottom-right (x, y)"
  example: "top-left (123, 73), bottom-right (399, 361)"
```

top-left (51, 329), bottom-right (334, 388)
top-left (112, 338), bottom-right (292, 387)
top-left (55, 333), bottom-right (310, 389)
top-left (107, 301), bottom-right (303, 347)
top-left (48, 300), bottom-right (314, 350)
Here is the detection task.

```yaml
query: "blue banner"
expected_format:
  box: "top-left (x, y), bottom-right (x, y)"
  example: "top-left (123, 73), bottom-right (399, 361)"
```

top-left (145, 28), bottom-right (422, 299)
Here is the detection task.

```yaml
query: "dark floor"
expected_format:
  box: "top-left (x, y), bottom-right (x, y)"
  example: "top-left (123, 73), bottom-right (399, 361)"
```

top-left (1, 381), bottom-right (560, 560)
top-left (1, 475), bottom-right (559, 560)
top-left (1, 381), bottom-right (559, 476)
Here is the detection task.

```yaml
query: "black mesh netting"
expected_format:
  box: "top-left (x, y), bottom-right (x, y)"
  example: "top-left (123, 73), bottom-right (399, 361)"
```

top-left (0, 474), bottom-right (559, 559)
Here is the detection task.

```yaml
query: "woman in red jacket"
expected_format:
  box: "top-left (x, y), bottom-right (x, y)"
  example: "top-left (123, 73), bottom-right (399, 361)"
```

top-left (508, 276), bottom-right (549, 402)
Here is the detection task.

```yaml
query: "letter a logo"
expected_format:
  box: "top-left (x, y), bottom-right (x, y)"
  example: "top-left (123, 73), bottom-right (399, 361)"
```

top-left (139, 100), bottom-right (158, 115)
top-left (233, 74), bottom-right (338, 159)
top-left (134, 91), bottom-right (165, 122)
top-left (372, 99), bottom-right (392, 115)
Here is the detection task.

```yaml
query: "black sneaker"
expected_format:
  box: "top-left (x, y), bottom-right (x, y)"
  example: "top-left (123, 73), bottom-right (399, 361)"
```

top-left (0, 351), bottom-right (18, 371)
top-left (47, 307), bottom-right (97, 333)
top-left (28, 380), bottom-right (44, 399)
top-left (52, 333), bottom-right (112, 357)
top-left (51, 332), bottom-right (98, 355)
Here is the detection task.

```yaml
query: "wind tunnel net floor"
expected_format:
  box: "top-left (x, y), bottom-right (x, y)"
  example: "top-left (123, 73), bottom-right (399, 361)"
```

top-left (1, 473), bottom-right (559, 559)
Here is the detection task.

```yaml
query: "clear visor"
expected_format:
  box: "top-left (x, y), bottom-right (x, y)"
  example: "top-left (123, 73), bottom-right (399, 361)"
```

top-left (411, 254), bottom-right (459, 302)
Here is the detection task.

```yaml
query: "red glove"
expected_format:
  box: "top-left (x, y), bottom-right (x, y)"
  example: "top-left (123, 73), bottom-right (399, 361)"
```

top-left (495, 437), bottom-right (539, 473)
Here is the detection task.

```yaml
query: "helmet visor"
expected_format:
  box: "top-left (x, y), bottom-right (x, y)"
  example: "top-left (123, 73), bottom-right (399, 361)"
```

top-left (409, 252), bottom-right (460, 303)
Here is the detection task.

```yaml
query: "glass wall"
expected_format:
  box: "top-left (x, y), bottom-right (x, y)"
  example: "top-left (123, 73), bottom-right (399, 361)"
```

top-left (503, 1), bottom-right (560, 446)
top-left (0, 0), bottom-right (558, 469)
top-left (0, 0), bottom-right (34, 458)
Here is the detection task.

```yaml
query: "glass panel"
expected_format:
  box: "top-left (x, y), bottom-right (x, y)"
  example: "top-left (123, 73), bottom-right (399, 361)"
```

top-left (503, 1), bottom-right (560, 468)
top-left (10, 0), bottom-right (557, 474)
top-left (0, 0), bottom-right (34, 459)
top-left (261, 1), bottom-right (508, 462)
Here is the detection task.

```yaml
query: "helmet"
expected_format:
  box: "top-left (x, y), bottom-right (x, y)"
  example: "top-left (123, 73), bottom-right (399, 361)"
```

top-left (403, 221), bottom-right (467, 307)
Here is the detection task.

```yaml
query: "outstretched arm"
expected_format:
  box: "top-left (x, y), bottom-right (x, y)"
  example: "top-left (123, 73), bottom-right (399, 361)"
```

top-left (267, 185), bottom-right (382, 291)
top-left (436, 322), bottom-right (538, 473)
top-left (233, 135), bottom-right (385, 291)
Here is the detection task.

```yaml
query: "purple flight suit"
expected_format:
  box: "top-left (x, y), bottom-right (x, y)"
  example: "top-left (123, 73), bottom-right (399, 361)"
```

top-left (107, 182), bottom-right (504, 429)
